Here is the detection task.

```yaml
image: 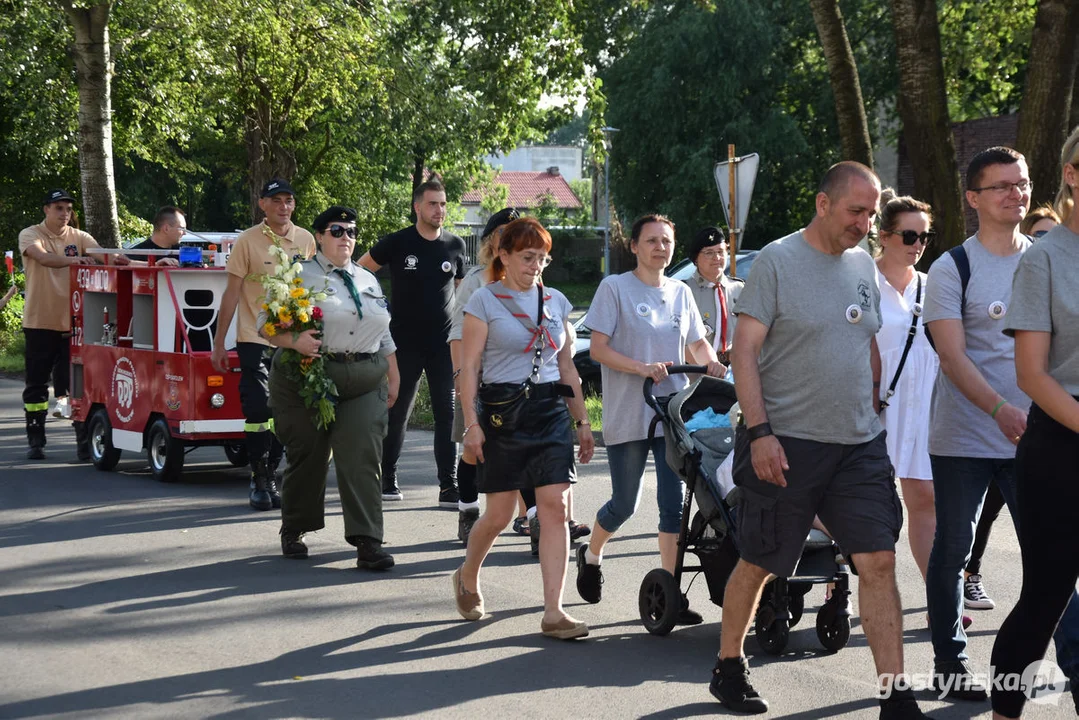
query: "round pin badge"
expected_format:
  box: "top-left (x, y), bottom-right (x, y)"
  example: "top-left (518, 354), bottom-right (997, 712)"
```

top-left (441, 260), bottom-right (452, 273)
top-left (912, 302), bottom-right (923, 317)
top-left (636, 302), bottom-right (651, 317)
top-left (325, 286), bottom-right (337, 295)
top-left (845, 304), bottom-right (863, 324)
top-left (988, 301), bottom-right (1007, 320)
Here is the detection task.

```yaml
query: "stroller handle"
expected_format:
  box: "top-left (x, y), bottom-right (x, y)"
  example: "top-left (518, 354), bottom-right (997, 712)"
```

top-left (642, 364), bottom-right (707, 415)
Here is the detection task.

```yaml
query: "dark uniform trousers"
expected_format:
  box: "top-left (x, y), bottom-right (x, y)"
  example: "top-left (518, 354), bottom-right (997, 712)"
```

top-left (236, 342), bottom-right (284, 474)
top-left (271, 353), bottom-right (390, 542)
top-left (23, 328), bottom-right (71, 449)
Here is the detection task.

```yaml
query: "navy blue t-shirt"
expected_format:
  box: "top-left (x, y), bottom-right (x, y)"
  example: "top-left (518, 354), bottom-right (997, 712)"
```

top-left (370, 225), bottom-right (466, 348)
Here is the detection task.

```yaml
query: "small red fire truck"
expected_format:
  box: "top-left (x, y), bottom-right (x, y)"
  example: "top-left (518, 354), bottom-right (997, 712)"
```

top-left (69, 254), bottom-right (248, 481)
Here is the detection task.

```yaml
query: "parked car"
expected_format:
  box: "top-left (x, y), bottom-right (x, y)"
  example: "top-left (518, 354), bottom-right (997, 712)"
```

top-left (571, 250), bottom-right (759, 396)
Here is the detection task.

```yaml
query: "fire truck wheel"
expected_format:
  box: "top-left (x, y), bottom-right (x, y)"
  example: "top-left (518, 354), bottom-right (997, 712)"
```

top-left (224, 443), bottom-right (249, 467)
top-left (88, 408), bottom-right (122, 471)
top-left (147, 418), bottom-right (185, 483)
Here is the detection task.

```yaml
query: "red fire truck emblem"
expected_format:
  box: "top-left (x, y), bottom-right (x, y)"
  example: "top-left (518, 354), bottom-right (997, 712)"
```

top-left (111, 357), bottom-right (139, 423)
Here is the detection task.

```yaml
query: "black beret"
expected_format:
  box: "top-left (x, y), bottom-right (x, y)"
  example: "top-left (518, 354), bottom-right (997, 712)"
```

top-left (313, 205), bottom-right (358, 233)
top-left (688, 226), bottom-right (727, 262)
top-left (482, 207), bottom-right (520, 240)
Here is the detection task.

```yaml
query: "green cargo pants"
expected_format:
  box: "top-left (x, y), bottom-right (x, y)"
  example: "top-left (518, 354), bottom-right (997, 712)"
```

top-left (270, 352), bottom-right (389, 542)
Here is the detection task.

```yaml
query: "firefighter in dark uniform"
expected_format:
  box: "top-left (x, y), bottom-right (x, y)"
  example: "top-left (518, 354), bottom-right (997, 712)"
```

top-left (18, 189), bottom-right (128, 460)
top-left (266, 206), bottom-right (401, 570)
top-left (683, 226), bottom-right (744, 365)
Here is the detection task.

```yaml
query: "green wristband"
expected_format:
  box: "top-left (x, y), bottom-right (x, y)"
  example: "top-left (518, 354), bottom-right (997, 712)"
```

top-left (990, 399), bottom-right (1007, 418)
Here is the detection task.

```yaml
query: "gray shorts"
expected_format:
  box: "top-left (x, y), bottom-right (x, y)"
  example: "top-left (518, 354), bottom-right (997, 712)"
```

top-left (732, 428), bottom-right (902, 577)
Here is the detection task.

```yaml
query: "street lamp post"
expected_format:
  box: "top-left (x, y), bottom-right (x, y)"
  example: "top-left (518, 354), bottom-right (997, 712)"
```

top-left (601, 126), bottom-right (619, 276)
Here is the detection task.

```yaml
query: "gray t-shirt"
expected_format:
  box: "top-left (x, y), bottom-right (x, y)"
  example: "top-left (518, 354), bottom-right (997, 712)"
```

top-left (449, 265), bottom-right (487, 343)
top-left (586, 272), bottom-right (706, 446)
top-left (923, 234), bottom-right (1031, 458)
top-left (735, 231), bottom-right (882, 444)
top-left (464, 283), bottom-right (573, 385)
top-left (1004, 224), bottom-right (1079, 395)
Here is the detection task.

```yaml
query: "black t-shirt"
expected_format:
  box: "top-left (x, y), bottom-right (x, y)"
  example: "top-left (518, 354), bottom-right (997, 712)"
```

top-left (126, 237), bottom-right (177, 262)
top-left (370, 225), bottom-right (466, 347)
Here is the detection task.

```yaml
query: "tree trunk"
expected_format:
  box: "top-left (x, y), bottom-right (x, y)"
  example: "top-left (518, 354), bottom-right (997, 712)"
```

top-left (809, 0), bottom-right (874, 169)
top-left (410, 148), bottom-right (425, 224)
top-left (243, 96), bottom-right (297, 224)
top-left (62, 1), bottom-right (121, 248)
top-left (890, 0), bottom-right (965, 263)
top-left (1017, 0), bottom-right (1079, 208)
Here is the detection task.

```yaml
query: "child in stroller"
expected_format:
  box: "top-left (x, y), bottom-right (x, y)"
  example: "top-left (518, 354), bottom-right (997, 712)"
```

top-left (638, 366), bottom-right (853, 654)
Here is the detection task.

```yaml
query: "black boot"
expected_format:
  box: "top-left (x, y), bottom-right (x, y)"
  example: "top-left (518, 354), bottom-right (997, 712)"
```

top-left (709, 657), bottom-right (769, 714)
top-left (280, 527), bottom-right (308, 559)
top-left (73, 421), bottom-right (91, 462)
top-left (249, 457), bottom-right (273, 511)
top-left (354, 536), bottom-right (394, 570)
top-left (25, 410), bottom-right (47, 460)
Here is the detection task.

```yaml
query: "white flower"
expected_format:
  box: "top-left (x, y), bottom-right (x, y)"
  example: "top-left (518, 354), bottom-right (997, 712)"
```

top-left (291, 262), bottom-right (303, 275)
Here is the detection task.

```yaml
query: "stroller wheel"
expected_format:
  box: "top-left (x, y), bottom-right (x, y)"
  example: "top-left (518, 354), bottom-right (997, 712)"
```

top-left (788, 591), bottom-right (804, 628)
top-left (754, 611), bottom-right (790, 655)
top-left (639, 569), bottom-right (680, 636)
top-left (815, 605), bottom-right (851, 652)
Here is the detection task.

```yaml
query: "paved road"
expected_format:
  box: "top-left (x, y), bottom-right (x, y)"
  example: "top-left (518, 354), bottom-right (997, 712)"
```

top-left (0, 376), bottom-right (1073, 719)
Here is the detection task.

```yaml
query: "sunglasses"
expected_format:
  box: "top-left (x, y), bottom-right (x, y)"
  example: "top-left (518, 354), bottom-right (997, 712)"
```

top-left (887, 229), bottom-right (936, 246)
top-left (327, 225), bottom-right (357, 239)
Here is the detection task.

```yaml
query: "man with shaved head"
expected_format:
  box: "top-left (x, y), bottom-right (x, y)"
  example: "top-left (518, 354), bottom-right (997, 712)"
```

top-left (707, 162), bottom-right (927, 719)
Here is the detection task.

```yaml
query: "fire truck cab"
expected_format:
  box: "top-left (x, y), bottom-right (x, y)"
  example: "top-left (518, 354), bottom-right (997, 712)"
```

top-left (69, 261), bottom-right (248, 481)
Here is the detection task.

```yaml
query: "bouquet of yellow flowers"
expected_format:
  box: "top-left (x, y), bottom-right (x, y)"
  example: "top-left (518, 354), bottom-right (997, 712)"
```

top-left (257, 227), bottom-right (337, 429)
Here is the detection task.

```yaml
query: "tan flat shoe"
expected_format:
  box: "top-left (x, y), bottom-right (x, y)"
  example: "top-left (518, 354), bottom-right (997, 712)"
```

top-left (452, 566), bottom-right (484, 621)
top-left (540, 616), bottom-right (589, 640)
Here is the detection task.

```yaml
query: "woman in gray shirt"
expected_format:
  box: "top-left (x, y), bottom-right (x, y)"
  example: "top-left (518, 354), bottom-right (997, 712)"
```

top-left (452, 217), bottom-right (595, 640)
top-left (991, 126), bottom-right (1079, 719)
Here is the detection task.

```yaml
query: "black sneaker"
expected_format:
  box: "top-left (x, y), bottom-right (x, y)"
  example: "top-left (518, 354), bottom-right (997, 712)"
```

top-left (530, 515), bottom-right (540, 556)
top-left (575, 544), bottom-right (603, 603)
top-left (355, 537), bottom-right (394, 571)
top-left (280, 528), bottom-right (308, 559)
top-left (26, 446), bottom-right (45, 460)
top-left (382, 479), bottom-right (403, 501)
top-left (677, 596), bottom-right (704, 626)
top-left (931, 660), bottom-right (988, 701)
top-left (438, 486), bottom-right (459, 508)
top-left (879, 688), bottom-right (928, 719)
top-left (458, 507), bottom-right (480, 544)
top-left (709, 657), bottom-right (769, 714)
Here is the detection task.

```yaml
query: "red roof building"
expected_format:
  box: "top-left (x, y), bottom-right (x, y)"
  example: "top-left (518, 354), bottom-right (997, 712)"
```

top-left (461, 169), bottom-right (583, 211)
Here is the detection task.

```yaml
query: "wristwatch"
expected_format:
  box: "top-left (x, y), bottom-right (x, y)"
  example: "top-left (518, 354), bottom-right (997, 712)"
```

top-left (746, 422), bottom-right (774, 442)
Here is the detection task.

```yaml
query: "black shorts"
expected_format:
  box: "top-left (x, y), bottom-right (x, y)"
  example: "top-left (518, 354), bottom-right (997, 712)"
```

top-left (477, 391), bottom-right (576, 494)
top-left (732, 428), bottom-right (901, 577)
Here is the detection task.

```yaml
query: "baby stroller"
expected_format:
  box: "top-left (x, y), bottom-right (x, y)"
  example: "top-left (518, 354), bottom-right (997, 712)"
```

top-left (638, 366), bottom-right (853, 655)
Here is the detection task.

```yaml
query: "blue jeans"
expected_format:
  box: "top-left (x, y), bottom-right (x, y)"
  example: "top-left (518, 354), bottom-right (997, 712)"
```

top-left (597, 436), bottom-right (685, 534)
top-left (927, 455), bottom-right (1079, 678)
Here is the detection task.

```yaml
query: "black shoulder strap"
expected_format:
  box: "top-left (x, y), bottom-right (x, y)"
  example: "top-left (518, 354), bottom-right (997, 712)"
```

top-left (881, 274), bottom-right (922, 411)
top-left (949, 245), bottom-right (971, 314)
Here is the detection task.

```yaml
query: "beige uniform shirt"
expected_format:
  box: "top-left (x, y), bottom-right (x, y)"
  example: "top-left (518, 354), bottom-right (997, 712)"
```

top-left (258, 254), bottom-right (395, 356)
top-left (227, 222), bottom-right (316, 345)
top-left (18, 223), bottom-right (100, 332)
top-left (683, 269), bottom-right (744, 353)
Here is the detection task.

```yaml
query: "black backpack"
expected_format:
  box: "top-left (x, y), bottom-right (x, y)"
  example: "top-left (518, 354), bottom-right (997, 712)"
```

top-left (924, 245), bottom-right (970, 351)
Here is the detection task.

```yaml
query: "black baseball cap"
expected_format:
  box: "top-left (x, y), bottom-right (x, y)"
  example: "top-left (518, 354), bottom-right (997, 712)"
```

top-left (482, 207), bottom-right (520, 239)
top-left (43, 188), bottom-right (75, 205)
top-left (260, 178), bottom-right (296, 198)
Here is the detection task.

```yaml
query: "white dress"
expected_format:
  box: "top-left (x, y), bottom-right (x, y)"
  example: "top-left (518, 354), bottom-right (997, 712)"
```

top-left (876, 267), bottom-right (938, 480)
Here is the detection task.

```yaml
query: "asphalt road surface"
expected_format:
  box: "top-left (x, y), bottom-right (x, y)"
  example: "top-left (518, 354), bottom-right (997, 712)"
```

top-left (0, 377), bottom-right (1073, 719)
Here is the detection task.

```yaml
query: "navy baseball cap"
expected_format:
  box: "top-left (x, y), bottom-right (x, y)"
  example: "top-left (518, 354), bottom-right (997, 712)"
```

top-left (260, 178), bottom-right (296, 198)
top-left (43, 188), bottom-right (75, 205)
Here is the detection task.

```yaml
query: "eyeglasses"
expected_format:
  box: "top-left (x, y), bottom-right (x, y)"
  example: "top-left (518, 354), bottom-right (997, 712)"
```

top-left (327, 225), bottom-right (357, 239)
top-left (518, 252), bottom-right (552, 268)
top-left (970, 180), bottom-right (1033, 195)
top-left (698, 248), bottom-right (727, 260)
top-left (886, 229), bottom-right (936, 246)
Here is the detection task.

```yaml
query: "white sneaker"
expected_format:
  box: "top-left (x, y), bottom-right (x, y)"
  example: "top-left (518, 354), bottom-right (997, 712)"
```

top-left (964, 573), bottom-right (995, 610)
top-left (52, 396), bottom-right (71, 419)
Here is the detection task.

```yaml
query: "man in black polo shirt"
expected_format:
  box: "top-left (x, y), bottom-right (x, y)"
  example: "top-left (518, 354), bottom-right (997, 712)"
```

top-left (126, 206), bottom-right (185, 265)
top-left (359, 178), bottom-right (466, 506)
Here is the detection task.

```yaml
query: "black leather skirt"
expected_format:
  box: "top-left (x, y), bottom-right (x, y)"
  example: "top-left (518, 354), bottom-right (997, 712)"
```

top-left (477, 391), bottom-right (576, 494)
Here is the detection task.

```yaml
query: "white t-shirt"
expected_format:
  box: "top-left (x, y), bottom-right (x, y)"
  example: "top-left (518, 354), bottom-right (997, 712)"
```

top-left (586, 272), bottom-right (706, 446)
